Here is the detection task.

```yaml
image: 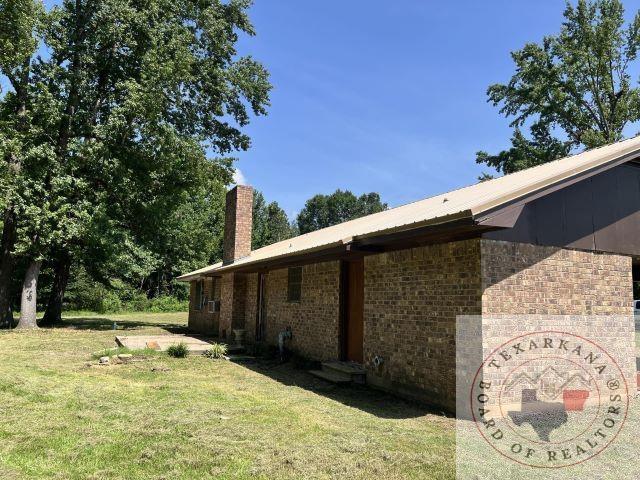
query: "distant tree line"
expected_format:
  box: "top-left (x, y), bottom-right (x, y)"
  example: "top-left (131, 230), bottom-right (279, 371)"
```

top-left (296, 190), bottom-right (387, 235)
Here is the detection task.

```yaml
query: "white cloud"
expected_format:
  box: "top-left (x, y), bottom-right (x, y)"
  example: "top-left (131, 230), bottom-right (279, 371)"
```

top-left (232, 168), bottom-right (247, 186)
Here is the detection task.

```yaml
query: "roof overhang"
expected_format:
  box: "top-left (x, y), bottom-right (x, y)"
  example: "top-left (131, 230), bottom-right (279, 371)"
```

top-left (473, 146), bottom-right (640, 225)
top-left (180, 213), bottom-right (501, 279)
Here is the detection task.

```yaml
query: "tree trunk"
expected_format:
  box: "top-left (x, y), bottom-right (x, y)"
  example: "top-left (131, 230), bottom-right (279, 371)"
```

top-left (41, 253), bottom-right (71, 327)
top-left (15, 260), bottom-right (42, 330)
top-left (0, 208), bottom-right (18, 328)
top-left (0, 59), bottom-right (32, 329)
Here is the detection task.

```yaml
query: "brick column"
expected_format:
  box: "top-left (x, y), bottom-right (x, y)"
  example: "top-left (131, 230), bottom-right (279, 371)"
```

top-left (219, 272), bottom-right (248, 338)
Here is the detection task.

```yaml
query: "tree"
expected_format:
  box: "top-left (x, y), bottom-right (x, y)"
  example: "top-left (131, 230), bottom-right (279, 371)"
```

top-left (252, 190), bottom-right (294, 249)
top-left (477, 0), bottom-right (640, 174)
top-left (127, 170), bottom-right (231, 298)
top-left (0, 0), bottom-right (271, 327)
top-left (296, 190), bottom-right (387, 235)
top-left (0, 0), bottom-right (44, 325)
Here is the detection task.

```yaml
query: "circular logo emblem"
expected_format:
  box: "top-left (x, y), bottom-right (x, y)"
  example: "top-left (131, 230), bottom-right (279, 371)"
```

top-left (470, 331), bottom-right (629, 468)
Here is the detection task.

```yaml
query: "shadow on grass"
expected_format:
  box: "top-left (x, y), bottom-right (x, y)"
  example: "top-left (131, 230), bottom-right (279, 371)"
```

top-left (53, 316), bottom-right (190, 334)
top-left (233, 357), bottom-right (449, 420)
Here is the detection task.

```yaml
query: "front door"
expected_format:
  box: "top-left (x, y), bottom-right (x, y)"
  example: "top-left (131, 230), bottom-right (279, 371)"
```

top-left (345, 259), bottom-right (364, 363)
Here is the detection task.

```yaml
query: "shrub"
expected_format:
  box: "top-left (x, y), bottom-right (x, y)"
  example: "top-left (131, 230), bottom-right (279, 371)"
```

top-left (145, 295), bottom-right (188, 312)
top-left (166, 342), bottom-right (189, 358)
top-left (125, 292), bottom-right (150, 312)
top-left (203, 343), bottom-right (228, 359)
top-left (97, 291), bottom-right (123, 314)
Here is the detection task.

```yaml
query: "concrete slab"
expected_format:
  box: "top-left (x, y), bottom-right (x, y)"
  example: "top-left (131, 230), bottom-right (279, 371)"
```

top-left (115, 334), bottom-right (218, 355)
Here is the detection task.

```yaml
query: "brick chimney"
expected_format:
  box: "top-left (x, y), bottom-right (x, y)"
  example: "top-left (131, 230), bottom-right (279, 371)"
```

top-left (223, 185), bottom-right (253, 264)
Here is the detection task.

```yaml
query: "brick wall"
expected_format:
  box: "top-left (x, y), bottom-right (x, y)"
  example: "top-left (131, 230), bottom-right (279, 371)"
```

top-left (219, 272), bottom-right (251, 340)
top-left (210, 236), bottom-right (635, 409)
top-left (188, 277), bottom-right (220, 335)
top-left (481, 239), bottom-right (633, 315)
top-left (363, 239), bottom-right (483, 409)
top-left (259, 261), bottom-right (341, 361)
top-left (362, 238), bottom-right (635, 409)
top-left (231, 274), bottom-right (247, 331)
top-left (480, 239), bottom-right (636, 393)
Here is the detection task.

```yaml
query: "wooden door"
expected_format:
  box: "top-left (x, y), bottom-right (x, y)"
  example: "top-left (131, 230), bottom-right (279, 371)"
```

top-left (345, 259), bottom-right (364, 363)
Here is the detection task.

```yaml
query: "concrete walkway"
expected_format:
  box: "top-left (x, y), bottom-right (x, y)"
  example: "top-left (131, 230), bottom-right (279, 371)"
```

top-left (115, 334), bottom-right (217, 355)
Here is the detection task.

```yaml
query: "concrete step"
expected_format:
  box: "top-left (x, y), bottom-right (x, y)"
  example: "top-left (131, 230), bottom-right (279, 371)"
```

top-left (115, 334), bottom-right (218, 355)
top-left (322, 361), bottom-right (366, 384)
top-left (322, 361), bottom-right (365, 375)
top-left (309, 369), bottom-right (352, 384)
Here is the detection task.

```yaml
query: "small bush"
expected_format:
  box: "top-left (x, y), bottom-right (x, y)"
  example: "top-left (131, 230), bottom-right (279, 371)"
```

top-left (203, 343), bottom-right (228, 359)
top-left (166, 342), bottom-right (189, 358)
top-left (145, 295), bottom-right (188, 312)
top-left (98, 291), bottom-right (123, 314)
top-left (126, 292), bottom-right (150, 312)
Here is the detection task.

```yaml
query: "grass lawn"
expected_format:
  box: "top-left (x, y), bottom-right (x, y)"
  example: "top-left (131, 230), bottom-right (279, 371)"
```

top-left (0, 312), bottom-right (455, 480)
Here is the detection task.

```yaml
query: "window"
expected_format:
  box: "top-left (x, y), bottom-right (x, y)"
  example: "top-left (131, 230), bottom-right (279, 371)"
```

top-left (194, 280), bottom-right (204, 311)
top-left (208, 300), bottom-right (221, 313)
top-left (208, 278), bottom-right (220, 313)
top-left (287, 266), bottom-right (302, 302)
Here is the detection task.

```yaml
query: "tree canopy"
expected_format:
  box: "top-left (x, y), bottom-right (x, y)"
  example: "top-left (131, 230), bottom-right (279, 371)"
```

top-left (0, 0), bottom-right (271, 327)
top-left (477, 0), bottom-right (640, 174)
top-left (296, 190), bottom-right (387, 235)
top-left (252, 190), bottom-right (295, 250)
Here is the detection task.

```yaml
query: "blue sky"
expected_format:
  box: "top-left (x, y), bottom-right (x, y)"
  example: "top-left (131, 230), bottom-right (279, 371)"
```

top-left (11, 1), bottom-right (640, 217)
top-left (235, 1), bottom-right (640, 217)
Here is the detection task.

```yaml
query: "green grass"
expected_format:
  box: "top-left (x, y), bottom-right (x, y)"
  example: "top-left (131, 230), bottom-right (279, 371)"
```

top-left (0, 312), bottom-right (454, 480)
top-left (90, 346), bottom-right (162, 360)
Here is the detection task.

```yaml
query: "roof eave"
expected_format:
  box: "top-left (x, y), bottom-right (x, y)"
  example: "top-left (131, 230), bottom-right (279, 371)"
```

top-left (471, 147), bottom-right (640, 219)
top-left (202, 210), bottom-right (477, 275)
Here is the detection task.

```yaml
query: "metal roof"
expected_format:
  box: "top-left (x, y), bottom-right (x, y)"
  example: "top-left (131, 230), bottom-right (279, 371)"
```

top-left (177, 136), bottom-right (640, 282)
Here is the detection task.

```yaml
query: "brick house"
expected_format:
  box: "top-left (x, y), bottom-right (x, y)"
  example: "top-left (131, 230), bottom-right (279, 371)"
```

top-left (178, 138), bottom-right (640, 410)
